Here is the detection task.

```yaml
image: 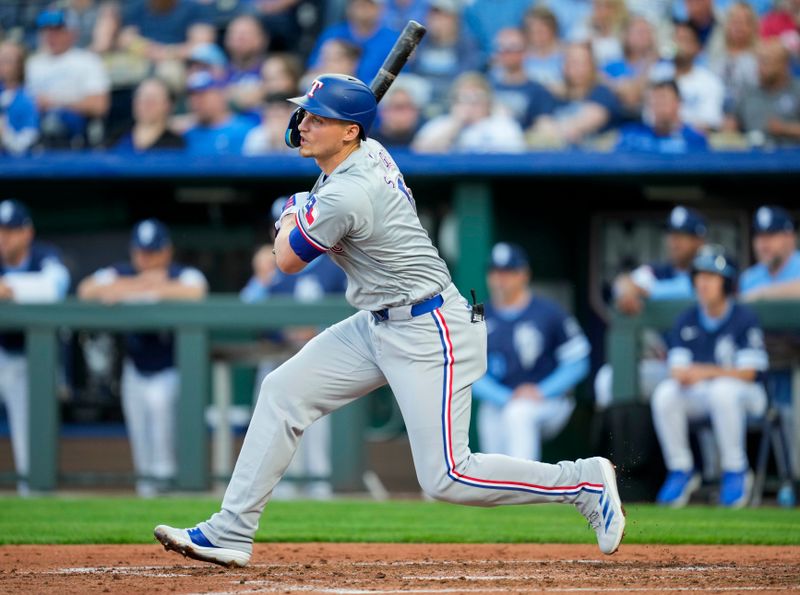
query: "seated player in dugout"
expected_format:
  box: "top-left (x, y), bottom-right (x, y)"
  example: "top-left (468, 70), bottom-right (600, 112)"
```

top-left (77, 219), bottom-right (207, 497)
top-left (473, 242), bottom-right (591, 462)
top-left (651, 245), bottom-right (769, 508)
top-left (738, 205), bottom-right (800, 490)
top-left (594, 206), bottom-right (707, 409)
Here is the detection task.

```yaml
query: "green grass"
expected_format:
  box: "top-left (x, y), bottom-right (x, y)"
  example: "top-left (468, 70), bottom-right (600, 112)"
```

top-left (0, 498), bottom-right (798, 546)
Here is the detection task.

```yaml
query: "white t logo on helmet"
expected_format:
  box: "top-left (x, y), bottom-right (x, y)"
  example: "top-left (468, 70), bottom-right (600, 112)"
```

top-left (308, 79), bottom-right (325, 98)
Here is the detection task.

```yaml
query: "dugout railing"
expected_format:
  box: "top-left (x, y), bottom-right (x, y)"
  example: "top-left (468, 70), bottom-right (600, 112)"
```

top-left (0, 298), bottom-right (357, 492)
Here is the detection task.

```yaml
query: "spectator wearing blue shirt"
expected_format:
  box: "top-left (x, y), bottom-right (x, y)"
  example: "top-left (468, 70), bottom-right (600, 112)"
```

top-left (121, 0), bottom-right (211, 46)
top-left (595, 206), bottom-right (707, 409)
top-left (370, 76), bottom-right (425, 148)
top-left (463, 0), bottom-right (533, 58)
top-left (473, 243), bottom-right (591, 462)
top-left (528, 42), bottom-right (623, 147)
top-left (522, 5), bottom-right (565, 92)
top-left (382, 0), bottom-right (428, 32)
top-left (677, 0), bottom-right (724, 52)
top-left (184, 71), bottom-right (255, 156)
top-left (308, 0), bottom-right (399, 84)
top-left (602, 15), bottom-right (659, 115)
top-left (489, 27), bottom-right (557, 128)
top-left (539, 0), bottom-right (593, 42)
top-left (616, 80), bottom-right (709, 153)
top-left (651, 245), bottom-right (769, 508)
top-left (408, 0), bottom-right (481, 116)
top-left (108, 78), bottom-right (184, 153)
top-left (0, 199), bottom-right (71, 495)
top-left (224, 15), bottom-right (269, 113)
top-left (0, 41), bottom-right (39, 155)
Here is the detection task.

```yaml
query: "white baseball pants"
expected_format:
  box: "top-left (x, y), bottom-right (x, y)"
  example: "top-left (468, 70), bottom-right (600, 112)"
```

top-left (0, 349), bottom-right (28, 485)
top-left (651, 376), bottom-right (767, 473)
top-left (121, 360), bottom-right (179, 494)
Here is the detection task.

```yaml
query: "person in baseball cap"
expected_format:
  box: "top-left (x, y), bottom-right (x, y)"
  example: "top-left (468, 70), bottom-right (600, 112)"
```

top-left (651, 243), bottom-right (769, 508)
top-left (488, 241), bottom-right (529, 271)
top-left (740, 205), bottom-right (800, 301)
top-left (0, 198), bottom-right (70, 495)
top-left (187, 43), bottom-right (228, 79)
top-left (475, 241), bottom-right (590, 464)
top-left (0, 198), bottom-right (32, 229)
top-left (78, 219), bottom-right (207, 497)
top-left (665, 205), bottom-right (707, 238)
top-left (595, 206), bottom-right (708, 411)
top-left (131, 218), bottom-right (171, 251)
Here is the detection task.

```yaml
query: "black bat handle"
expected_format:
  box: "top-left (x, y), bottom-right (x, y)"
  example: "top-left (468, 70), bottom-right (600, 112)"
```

top-left (369, 20), bottom-right (427, 102)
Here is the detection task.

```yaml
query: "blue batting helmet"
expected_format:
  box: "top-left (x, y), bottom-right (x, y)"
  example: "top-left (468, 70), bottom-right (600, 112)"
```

top-left (691, 244), bottom-right (737, 295)
top-left (285, 74), bottom-right (377, 148)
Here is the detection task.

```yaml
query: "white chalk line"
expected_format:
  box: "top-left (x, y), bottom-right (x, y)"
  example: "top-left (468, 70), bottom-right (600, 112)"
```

top-left (196, 587), bottom-right (800, 595)
top-left (351, 559), bottom-right (605, 567)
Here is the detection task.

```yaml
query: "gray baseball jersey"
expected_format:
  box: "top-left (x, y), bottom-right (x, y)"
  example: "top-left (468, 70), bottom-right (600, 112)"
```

top-left (193, 140), bottom-right (623, 560)
top-left (289, 138), bottom-right (451, 311)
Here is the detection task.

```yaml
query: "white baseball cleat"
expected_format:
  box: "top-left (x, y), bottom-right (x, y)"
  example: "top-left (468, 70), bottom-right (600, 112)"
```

top-left (575, 457), bottom-right (626, 555)
top-left (154, 525), bottom-right (250, 568)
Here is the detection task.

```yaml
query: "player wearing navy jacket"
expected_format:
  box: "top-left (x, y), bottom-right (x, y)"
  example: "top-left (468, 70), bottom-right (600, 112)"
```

top-left (595, 206), bottom-right (707, 409)
top-left (0, 199), bottom-right (70, 494)
top-left (474, 243), bottom-right (590, 461)
top-left (651, 245), bottom-right (769, 508)
top-left (78, 219), bottom-right (208, 497)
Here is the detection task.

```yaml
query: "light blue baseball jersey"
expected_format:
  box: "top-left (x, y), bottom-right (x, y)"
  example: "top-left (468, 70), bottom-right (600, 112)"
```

top-left (739, 251), bottom-right (800, 294)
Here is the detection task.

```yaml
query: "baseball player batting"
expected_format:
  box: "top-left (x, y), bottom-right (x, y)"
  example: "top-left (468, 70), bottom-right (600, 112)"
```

top-left (155, 25), bottom-right (625, 567)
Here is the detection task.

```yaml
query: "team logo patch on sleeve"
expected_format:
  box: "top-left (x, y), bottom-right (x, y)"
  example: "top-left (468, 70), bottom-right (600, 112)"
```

top-left (303, 195), bottom-right (319, 226)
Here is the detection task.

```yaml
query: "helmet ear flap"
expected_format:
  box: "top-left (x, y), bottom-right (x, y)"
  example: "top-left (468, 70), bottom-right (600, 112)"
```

top-left (285, 107), bottom-right (305, 148)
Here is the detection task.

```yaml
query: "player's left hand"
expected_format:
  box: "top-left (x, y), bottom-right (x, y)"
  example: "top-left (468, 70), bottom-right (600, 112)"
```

top-left (274, 192), bottom-right (308, 232)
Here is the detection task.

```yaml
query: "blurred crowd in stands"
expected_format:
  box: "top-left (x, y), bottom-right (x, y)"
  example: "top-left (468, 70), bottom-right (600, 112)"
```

top-left (0, 0), bottom-right (799, 156)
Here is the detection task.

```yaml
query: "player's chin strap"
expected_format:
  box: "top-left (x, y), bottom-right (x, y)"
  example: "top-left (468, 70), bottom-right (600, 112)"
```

top-left (285, 107), bottom-right (305, 148)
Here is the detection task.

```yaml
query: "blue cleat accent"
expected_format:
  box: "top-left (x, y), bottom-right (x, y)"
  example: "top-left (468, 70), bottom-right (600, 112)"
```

top-left (154, 525), bottom-right (250, 568)
top-left (719, 470), bottom-right (753, 508)
top-left (656, 470), bottom-right (701, 508)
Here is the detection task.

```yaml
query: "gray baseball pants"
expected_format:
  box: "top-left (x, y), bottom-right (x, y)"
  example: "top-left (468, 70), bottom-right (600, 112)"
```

top-left (200, 284), bottom-right (598, 554)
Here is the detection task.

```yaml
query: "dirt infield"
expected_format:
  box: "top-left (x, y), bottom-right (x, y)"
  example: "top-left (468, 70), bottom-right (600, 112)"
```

top-left (1, 543), bottom-right (798, 594)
